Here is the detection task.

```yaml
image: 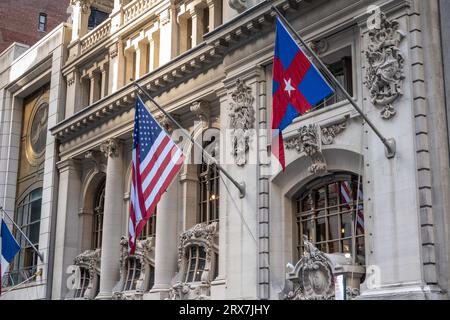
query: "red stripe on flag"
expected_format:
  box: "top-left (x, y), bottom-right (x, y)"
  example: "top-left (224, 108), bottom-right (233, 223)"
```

top-left (142, 145), bottom-right (179, 200)
top-left (140, 136), bottom-right (171, 181)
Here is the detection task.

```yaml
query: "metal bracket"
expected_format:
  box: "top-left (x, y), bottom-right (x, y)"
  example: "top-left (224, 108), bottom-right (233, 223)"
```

top-left (385, 138), bottom-right (396, 159)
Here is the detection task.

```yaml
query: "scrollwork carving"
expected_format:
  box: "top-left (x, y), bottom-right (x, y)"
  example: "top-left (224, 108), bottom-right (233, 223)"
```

top-left (365, 10), bottom-right (405, 119)
top-left (321, 120), bottom-right (347, 145)
top-left (229, 79), bottom-right (255, 166)
top-left (285, 235), bottom-right (335, 300)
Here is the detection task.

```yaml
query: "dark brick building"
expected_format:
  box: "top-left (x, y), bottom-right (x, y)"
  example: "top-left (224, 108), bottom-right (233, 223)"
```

top-left (0, 0), bottom-right (70, 53)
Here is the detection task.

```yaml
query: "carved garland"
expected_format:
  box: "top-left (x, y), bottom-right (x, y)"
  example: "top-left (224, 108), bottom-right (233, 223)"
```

top-left (365, 10), bottom-right (405, 119)
top-left (229, 79), bottom-right (255, 167)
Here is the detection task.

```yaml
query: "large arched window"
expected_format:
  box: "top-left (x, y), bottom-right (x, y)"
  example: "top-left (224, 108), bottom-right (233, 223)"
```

top-left (92, 180), bottom-right (105, 250)
top-left (295, 174), bottom-right (365, 264)
top-left (12, 188), bottom-right (42, 284)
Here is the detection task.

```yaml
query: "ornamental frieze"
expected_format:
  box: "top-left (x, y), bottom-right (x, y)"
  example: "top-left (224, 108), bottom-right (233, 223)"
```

top-left (229, 79), bottom-right (255, 167)
top-left (365, 10), bottom-right (405, 119)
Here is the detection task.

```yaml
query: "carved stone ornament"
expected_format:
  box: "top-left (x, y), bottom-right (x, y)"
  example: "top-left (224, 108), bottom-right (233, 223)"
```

top-left (365, 10), bottom-right (405, 119)
top-left (70, 0), bottom-right (94, 14)
top-left (100, 138), bottom-right (119, 158)
top-left (321, 120), bottom-right (347, 145)
top-left (168, 222), bottom-right (218, 300)
top-left (67, 249), bottom-right (101, 300)
top-left (157, 114), bottom-right (175, 134)
top-left (85, 150), bottom-right (106, 173)
top-left (286, 120), bottom-right (348, 173)
top-left (309, 39), bottom-right (329, 55)
top-left (228, 0), bottom-right (247, 13)
top-left (286, 124), bottom-right (327, 174)
top-left (112, 236), bottom-right (155, 300)
top-left (229, 79), bottom-right (255, 167)
top-left (190, 101), bottom-right (210, 127)
top-left (285, 236), bottom-right (335, 300)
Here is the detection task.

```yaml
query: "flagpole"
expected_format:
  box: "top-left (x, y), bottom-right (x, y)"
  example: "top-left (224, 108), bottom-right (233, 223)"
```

top-left (270, 4), bottom-right (396, 159)
top-left (132, 82), bottom-right (246, 198)
top-left (0, 206), bottom-right (44, 262)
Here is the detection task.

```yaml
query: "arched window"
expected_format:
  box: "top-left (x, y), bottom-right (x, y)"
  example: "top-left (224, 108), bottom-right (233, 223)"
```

top-left (295, 174), bottom-right (365, 264)
top-left (124, 257), bottom-right (142, 291)
top-left (92, 180), bottom-right (105, 250)
top-left (73, 267), bottom-right (90, 299)
top-left (184, 245), bottom-right (207, 283)
top-left (12, 188), bottom-right (42, 284)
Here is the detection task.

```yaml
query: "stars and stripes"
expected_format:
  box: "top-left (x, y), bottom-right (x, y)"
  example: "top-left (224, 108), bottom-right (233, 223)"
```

top-left (128, 96), bottom-right (185, 254)
top-left (340, 180), bottom-right (364, 234)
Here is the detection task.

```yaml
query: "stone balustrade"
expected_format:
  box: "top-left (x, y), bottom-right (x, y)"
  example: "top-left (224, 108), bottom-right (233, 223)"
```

top-left (123, 0), bottom-right (160, 24)
top-left (80, 19), bottom-right (112, 54)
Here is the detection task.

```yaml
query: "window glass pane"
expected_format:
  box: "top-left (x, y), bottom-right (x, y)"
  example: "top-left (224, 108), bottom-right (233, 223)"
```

top-left (29, 223), bottom-right (40, 244)
top-left (328, 241), bottom-right (339, 253)
top-left (342, 239), bottom-right (352, 254)
top-left (316, 188), bottom-right (326, 208)
top-left (327, 183), bottom-right (339, 207)
top-left (301, 219), bottom-right (313, 241)
top-left (30, 198), bottom-right (41, 223)
top-left (341, 212), bottom-right (352, 238)
top-left (327, 215), bottom-right (339, 240)
top-left (316, 217), bottom-right (326, 242)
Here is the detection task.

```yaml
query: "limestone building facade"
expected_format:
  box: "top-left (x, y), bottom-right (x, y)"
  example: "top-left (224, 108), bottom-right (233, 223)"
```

top-left (1, 0), bottom-right (450, 300)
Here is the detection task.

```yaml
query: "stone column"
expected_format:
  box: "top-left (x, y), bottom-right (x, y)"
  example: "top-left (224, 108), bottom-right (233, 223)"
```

top-left (108, 42), bottom-right (125, 93)
top-left (70, 0), bottom-right (93, 42)
top-left (135, 42), bottom-right (147, 79)
top-left (147, 174), bottom-right (180, 299)
top-left (159, 6), bottom-right (178, 64)
top-left (52, 159), bottom-right (82, 300)
top-left (100, 65), bottom-right (108, 99)
top-left (89, 72), bottom-right (100, 105)
top-left (96, 139), bottom-right (124, 300)
top-left (124, 48), bottom-right (135, 84)
top-left (207, 0), bottom-right (221, 32)
top-left (190, 7), bottom-right (204, 48)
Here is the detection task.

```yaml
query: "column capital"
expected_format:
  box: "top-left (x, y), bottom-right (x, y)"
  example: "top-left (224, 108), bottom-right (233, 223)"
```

top-left (100, 138), bottom-right (121, 158)
top-left (70, 0), bottom-right (94, 14)
top-left (56, 158), bottom-right (82, 173)
top-left (190, 100), bottom-right (210, 126)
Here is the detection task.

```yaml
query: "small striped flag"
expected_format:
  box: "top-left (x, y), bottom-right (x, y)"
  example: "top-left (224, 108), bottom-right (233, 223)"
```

top-left (128, 96), bottom-right (185, 254)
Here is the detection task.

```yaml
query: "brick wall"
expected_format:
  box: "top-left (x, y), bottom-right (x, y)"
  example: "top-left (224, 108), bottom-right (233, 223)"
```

top-left (0, 0), bottom-right (70, 53)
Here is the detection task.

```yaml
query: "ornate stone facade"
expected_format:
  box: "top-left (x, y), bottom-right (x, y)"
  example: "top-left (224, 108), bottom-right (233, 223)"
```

top-left (168, 222), bottom-right (218, 300)
top-left (229, 79), bottom-right (255, 167)
top-left (365, 10), bottom-right (405, 119)
top-left (112, 236), bottom-right (155, 300)
top-left (69, 249), bottom-right (101, 300)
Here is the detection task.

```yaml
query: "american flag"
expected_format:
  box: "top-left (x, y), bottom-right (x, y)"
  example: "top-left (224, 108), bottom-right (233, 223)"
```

top-left (129, 96), bottom-right (185, 254)
top-left (340, 180), bottom-right (364, 234)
